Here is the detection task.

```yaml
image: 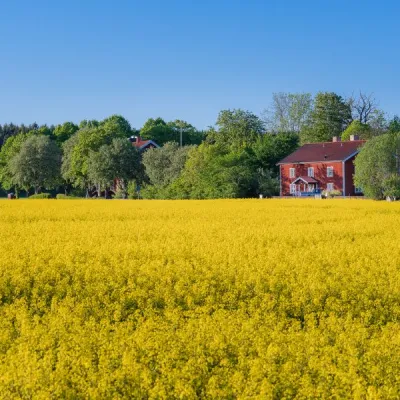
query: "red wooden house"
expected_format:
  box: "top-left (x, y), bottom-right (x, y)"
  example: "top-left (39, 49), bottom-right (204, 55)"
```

top-left (277, 135), bottom-right (365, 197)
top-left (129, 135), bottom-right (159, 151)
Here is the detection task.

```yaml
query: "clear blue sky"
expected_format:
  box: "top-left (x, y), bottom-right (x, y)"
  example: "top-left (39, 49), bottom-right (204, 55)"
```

top-left (1, 0), bottom-right (399, 130)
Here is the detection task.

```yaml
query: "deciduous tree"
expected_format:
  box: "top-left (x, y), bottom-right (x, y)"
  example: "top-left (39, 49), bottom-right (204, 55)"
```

top-left (354, 133), bottom-right (400, 199)
top-left (9, 135), bottom-right (61, 194)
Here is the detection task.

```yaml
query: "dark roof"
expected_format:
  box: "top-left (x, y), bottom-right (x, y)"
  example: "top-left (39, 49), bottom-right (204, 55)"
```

top-left (277, 140), bottom-right (366, 164)
top-left (292, 176), bottom-right (318, 184)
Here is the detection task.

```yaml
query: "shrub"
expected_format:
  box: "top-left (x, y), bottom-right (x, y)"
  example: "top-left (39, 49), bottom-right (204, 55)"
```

top-left (56, 194), bottom-right (81, 200)
top-left (322, 189), bottom-right (342, 198)
top-left (28, 193), bottom-right (52, 199)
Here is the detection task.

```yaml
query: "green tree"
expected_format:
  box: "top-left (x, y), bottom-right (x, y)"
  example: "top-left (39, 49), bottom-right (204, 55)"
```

top-left (169, 144), bottom-right (256, 199)
top-left (142, 142), bottom-right (192, 187)
top-left (341, 120), bottom-right (372, 141)
top-left (388, 116), bottom-right (400, 134)
top-left (53, 122), bottom-right (79, 144)
top-left (140, 118), bottom-right (175, 145)
top-left (167, 120), bottom-right (205, 145)
top-left (100, 115), bottom-right (132, 137)
top-left (300, 92), bottom-right (352, 143)
top-left (87, 138), bottom-right (143, 198)
top-left (264, 92), bottom-right (313, 133)
top-left (0, 133), bottom-right (33, 193)
top-left (250, 132), bottom-right (299, 173)
top-left (9, 136), bottom-right (61, 194)
top-left (79, 119), bottom-right (99, 129)
top-left (61, 123), bottom-right (128, 195)
top-left (207, 109), bottom-right (265, 148)
top-left (354, 133), bottom-right (400, 199)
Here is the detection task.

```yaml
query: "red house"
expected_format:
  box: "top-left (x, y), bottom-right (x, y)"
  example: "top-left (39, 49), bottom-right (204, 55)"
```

top-left (129, 135), bottom-right (159, 151)
top-left (277, 135), bottom-right (365, 197)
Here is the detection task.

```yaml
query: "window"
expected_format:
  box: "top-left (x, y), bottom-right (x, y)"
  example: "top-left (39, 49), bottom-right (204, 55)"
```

top-left (308, 167), bottom-right (314, 177)
top-left (355, 187), bottom-right (362, 194)
top-left (327, 183), bottom-right (334, 191)
top-left (289, 168), bottom-right (295, 178)
top-left (290, 184), bottom-right (296, 194)
top-left (327, 166), bottom-right (334, 177)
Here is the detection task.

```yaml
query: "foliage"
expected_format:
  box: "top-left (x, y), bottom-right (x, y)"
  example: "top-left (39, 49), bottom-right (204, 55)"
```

top-left (127, 180), bottom-right (140, 199)
top-left (0, 133), bottom-right (33, 190)
top-left (207, 109), bottom-right (265, 147)
top-left (100, 115), bottom-right (132, 137)
top-left (341, 120), bottom-right (371, 140)
top-left (300, 92), bottom-right (352, 143)
top-left (61, 121), bottom-right (128, 192)
top-left (173, 144), bottom-right (257, 199)
top-left (9, 135), bottom-right (61, 194)
top-left (142, 142), bottom-right (192, 187)
top-left (388, 115), bottom-right (400, 134)
top-left (28, 192), bottom-right (52, 199)
top-left (1, 200), bottom-right (400, 397)
top-left (256, 168), bottom-right (279, 197)
top-left (264, 92), bottom-right (313, 133)
top-left (139, 118), bottom-right (204, 146)
top-left (87, 138), bottom-right (143, 198)
top-left (55, 194), bottom-right (82, 199)
top-left (354, 133), bottom-right (400, 199)
top-left (167, 120), bottom-right (205, 145)
top-left (140, 118), bottom-right (175, 145)
top-left (322, 189), bottom-right (342, 198)
top-left (250, 132), bottom-right (299, 174)
top-left (53, 122), bottom-right (79, 144)
top-left (382, 174), bottom-right (400, 200)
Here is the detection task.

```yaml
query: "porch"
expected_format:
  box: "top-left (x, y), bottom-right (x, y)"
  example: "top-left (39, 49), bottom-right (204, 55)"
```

top-left (290, 176), bottom-right (321, 197)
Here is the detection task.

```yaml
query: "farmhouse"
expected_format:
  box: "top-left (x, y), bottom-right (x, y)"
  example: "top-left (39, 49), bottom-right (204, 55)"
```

top-left (129, 135), bottom-right (159, 151)
top-left (277, 135), bottom-right (365, 197)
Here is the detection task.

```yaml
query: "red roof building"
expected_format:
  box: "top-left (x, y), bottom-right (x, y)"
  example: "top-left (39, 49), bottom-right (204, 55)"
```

top-left (129, 135), bottom-right (159, 151)
top-left (277, 135), bottom-right (366, 197)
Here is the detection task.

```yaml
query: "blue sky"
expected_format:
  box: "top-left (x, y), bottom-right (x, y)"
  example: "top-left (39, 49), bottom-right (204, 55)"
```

top-left (1, 0), bottom-right (399, 130)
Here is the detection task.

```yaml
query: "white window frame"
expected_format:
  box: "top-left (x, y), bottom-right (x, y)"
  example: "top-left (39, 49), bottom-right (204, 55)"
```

top-left (327, 166), bottom-right (334, 178)
top-left (307, 167), bottom-right (314, 177)
top-left (355, 187), bottom-right (362, 194)
top-left (327, 183), bottom-right (334, 192)
top-left (290, 184), bottom-right (296, 194)
top-left (289, 168), bottom-right (295, 178)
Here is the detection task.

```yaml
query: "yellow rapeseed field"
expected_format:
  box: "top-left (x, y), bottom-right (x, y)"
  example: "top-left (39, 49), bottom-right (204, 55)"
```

top-left (1, 199), bottom-right (400, 399)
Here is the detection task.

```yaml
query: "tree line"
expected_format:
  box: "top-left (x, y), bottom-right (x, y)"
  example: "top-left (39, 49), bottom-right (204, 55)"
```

top-left (0, 91), bottom-right (399, 199)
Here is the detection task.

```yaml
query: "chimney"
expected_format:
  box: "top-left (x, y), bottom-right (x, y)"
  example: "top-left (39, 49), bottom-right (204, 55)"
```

top-left (332, 136), bottom-right (341, 142)
top-left (350, 135), bottom-right (359, 141)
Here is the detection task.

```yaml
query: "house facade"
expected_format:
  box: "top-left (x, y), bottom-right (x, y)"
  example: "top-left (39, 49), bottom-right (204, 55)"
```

top-left (277, 135), bottom-right (365, 197)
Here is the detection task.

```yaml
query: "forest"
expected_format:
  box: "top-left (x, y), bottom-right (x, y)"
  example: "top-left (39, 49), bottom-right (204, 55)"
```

top-left (1, 91), bottom-right (399, 200)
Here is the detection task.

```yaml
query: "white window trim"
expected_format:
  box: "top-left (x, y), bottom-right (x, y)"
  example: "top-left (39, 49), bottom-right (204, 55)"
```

top-left (327, 183), bottom-right (334, 191)
top-left (327, 166), bottom-right (334, 177)
top-left (307, 167), bottom-right (314, 177)
top-left (289, 168), bottom-right (295, 178)
top-left (355, 187), bottom-right (362, 194)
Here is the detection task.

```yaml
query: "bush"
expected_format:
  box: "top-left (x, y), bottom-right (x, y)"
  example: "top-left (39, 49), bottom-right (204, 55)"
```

top-left (28, 193), bottom-right (52, 199)
top-left (56, 194), bottom-right (81, 200)
top-left (127, 180), bottom-right (140, 199)
top-left (322, 189), bottom-right (342, 198)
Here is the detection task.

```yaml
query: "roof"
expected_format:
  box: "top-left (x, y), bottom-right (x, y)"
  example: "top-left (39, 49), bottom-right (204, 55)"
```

top-left (277, 140), bottom-right (366, 164)
top-left (132, 139), bottom-right (159, 150)
top-left (292, 176), bottom-right (318, 184)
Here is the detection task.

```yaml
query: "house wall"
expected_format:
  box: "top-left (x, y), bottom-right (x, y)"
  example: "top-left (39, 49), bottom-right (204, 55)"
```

top-left (344, 156), bottom-right (360, 196)
top-left (280, 162), bottom-right (343, 196)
